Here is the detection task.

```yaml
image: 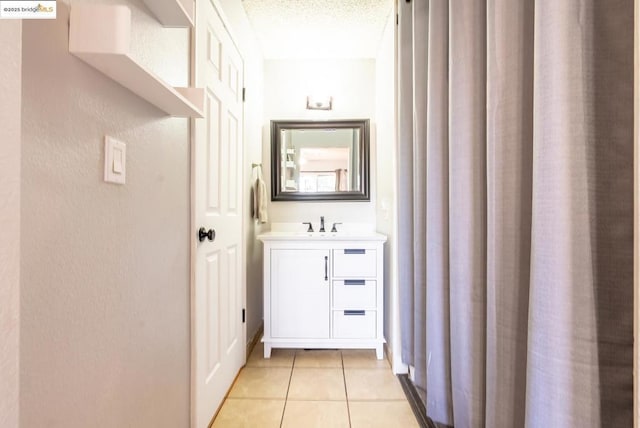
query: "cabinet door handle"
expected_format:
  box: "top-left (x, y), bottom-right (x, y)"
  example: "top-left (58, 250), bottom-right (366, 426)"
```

top-left (344, 310), bottom-right (366, 316)
top-left (344, 249), bottom-right (366, 255)
top-left (344, 280), bottom-right (366, 286)
top-left (324, 256), bottom-right (328, 281)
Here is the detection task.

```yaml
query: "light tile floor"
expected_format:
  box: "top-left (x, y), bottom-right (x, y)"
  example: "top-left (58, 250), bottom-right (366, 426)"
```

top-left (212, 344), bottom-right (420, 428)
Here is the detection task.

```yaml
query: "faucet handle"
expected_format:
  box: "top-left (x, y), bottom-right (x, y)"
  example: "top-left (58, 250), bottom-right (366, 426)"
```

top-left (331, 222), bottom-right (342, 233)
top-left (302, 222), bottom-right (314, 232)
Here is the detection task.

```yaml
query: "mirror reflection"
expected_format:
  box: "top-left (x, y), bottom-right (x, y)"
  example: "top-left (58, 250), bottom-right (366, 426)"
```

top-left (281, 128), bottom-right (360, 193)
top-left (271, 120), bottom-right (370, 201)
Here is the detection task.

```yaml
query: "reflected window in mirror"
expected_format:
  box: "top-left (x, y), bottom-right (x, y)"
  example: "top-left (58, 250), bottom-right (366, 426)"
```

top-left (271, 119), bottom-right (370, 201)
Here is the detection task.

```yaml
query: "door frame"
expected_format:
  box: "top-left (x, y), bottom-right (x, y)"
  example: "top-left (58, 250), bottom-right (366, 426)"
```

top-left (632, 0), bottom-right (640, 424)
top-left (189, 0), bottom-right (247, 426)
top-left (635, 0), bottom-right (639, 426)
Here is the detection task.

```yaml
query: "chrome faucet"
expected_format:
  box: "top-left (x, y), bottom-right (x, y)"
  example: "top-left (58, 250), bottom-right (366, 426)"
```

top-left (319, 216), bottom-right (325, 232)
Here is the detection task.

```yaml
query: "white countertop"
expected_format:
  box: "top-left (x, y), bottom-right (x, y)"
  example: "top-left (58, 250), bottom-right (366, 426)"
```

top-left (257, 231), bottom-right (387, 242)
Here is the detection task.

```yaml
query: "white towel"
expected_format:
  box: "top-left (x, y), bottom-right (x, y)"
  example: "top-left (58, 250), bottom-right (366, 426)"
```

top-left (254, 175), bottom-right (268, 224)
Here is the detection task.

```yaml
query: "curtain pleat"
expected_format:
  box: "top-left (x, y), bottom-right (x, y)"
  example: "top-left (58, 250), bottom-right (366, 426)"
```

top-left (398, 0), bottom-right (416, 367)
top-left (411, 0), bottom-right (429, 396)
top-left (485, 0), bottom-right (534, 427)
top-left (398, 0), bottom-right (634, 426)
top-left (526, 1), bottom-right (634, 426)
top-left (448, 2), bottom-right (487, 427)
top-left (526, 1), bottom-right (601, 425)
top-left (424, 0), bottom-right (452, 424)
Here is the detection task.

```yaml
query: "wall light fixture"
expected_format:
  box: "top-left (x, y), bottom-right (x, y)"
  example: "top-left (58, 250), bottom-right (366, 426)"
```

top-left (306, 95), bottom-right (333, 110)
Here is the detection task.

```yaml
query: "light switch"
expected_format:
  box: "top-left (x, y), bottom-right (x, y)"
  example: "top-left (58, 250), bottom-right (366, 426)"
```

top-left (112, 147), bottom-right (123, 173)
top-left (104, 136), bottom-right (126, 184)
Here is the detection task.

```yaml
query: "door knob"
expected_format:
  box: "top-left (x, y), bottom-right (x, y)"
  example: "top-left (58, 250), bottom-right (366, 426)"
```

top-left (198, 227), bottom-right (215, 242)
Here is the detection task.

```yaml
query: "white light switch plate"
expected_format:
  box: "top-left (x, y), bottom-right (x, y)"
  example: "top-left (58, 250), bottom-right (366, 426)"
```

top-left (104, 136), bottom-right (126, 184)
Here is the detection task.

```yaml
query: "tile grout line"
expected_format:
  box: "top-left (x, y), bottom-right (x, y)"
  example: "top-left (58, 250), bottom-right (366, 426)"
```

top-left (341, 351), bottom-right (353, 428)
top-left (279, 352), bottom-right (296, 428)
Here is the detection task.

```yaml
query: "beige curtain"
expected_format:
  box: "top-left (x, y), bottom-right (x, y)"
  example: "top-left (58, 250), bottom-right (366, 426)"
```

top-left (335, 168), bottom-right (348, 191)
top-left (397, 1), bottom-right (634, 427)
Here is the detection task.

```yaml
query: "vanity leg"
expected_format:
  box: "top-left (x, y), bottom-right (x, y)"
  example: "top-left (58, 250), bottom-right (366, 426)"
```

top-left (264, 343), bottom-right (272, 359)
top-left (375, 345), bottom-right (384, 360)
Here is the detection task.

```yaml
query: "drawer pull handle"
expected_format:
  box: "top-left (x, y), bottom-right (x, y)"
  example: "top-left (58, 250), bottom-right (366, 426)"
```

top-left (344, 249), bottom-right (366, 255)
top-left (324, 256), bottom-right (328, 281)
top-left (344, 310), bottom-right (366, 316)
top-left (344, 280), bottom-right (366, 286)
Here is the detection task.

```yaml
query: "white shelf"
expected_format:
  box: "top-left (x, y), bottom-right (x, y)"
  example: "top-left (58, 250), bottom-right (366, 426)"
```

top-left (285, 180), bottom-right (298, 190)
top-left (69, 4), bottom-right (203, 118)
top-left (142, 0), bottom-right (194, 28)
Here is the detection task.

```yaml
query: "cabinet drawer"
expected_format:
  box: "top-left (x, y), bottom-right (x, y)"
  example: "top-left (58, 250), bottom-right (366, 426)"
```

top-left (332, 249), bottom-right (376, 277)
top-left (333, 280), bottom-right (376, 309)
top-left (332, 310), bottom-right (376, 339)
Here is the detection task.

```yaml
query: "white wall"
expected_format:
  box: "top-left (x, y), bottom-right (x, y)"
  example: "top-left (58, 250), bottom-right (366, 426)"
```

top-left (262, 59), bottom-right (377, 227)
top-left (0, 20), bottom-right (21, 428)
top-left (214, 0), bottom-right (266, 345)
top-left (375, 8), bottom-right (404, 373)
top-left (20, 2), bottom-right (191, 426)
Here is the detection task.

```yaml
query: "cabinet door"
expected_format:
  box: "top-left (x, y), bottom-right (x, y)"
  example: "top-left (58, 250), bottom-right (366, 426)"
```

top-left (271, 249), bottom-right (330, 338)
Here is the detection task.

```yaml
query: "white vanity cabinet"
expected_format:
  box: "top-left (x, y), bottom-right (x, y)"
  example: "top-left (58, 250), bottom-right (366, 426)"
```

top-left (258, 233), bottom-right (387, 359)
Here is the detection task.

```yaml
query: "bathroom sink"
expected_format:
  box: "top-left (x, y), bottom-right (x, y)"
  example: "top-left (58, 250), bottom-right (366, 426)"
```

top-left (260, 231), bottom-right (345, 238)
top-left (257, 231), bottom-right (385, 241)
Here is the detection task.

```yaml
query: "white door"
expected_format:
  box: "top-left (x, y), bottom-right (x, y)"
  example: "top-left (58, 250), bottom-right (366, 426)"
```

top-left (193, 1), bottom-right (245, 426)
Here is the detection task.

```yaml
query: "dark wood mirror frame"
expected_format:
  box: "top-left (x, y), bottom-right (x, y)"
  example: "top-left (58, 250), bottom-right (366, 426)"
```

top-left (270, 119), bottom-right (370, 202)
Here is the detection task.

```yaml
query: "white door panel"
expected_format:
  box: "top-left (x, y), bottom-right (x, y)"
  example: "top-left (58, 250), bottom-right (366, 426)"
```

top-left (193, 1), bottom-right (245, 426)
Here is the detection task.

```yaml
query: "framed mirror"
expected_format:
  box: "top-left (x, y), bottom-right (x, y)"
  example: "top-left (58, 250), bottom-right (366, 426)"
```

top-left (270, 119), bottom-right (370, 201)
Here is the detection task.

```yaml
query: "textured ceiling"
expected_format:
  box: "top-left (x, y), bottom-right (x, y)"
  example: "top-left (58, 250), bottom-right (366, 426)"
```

top-left (242, 0), bottom-right (393, 59)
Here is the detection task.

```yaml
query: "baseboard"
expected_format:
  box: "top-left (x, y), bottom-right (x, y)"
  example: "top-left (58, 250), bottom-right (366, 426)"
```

top-left (385, 342), bottom-right (409, 374)
top-left (208, 323), bottom-right (264, 427)
top-left (246, 323), bottom-right (264, 359)
top-left (384, 342), bottom-right (393, 367)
